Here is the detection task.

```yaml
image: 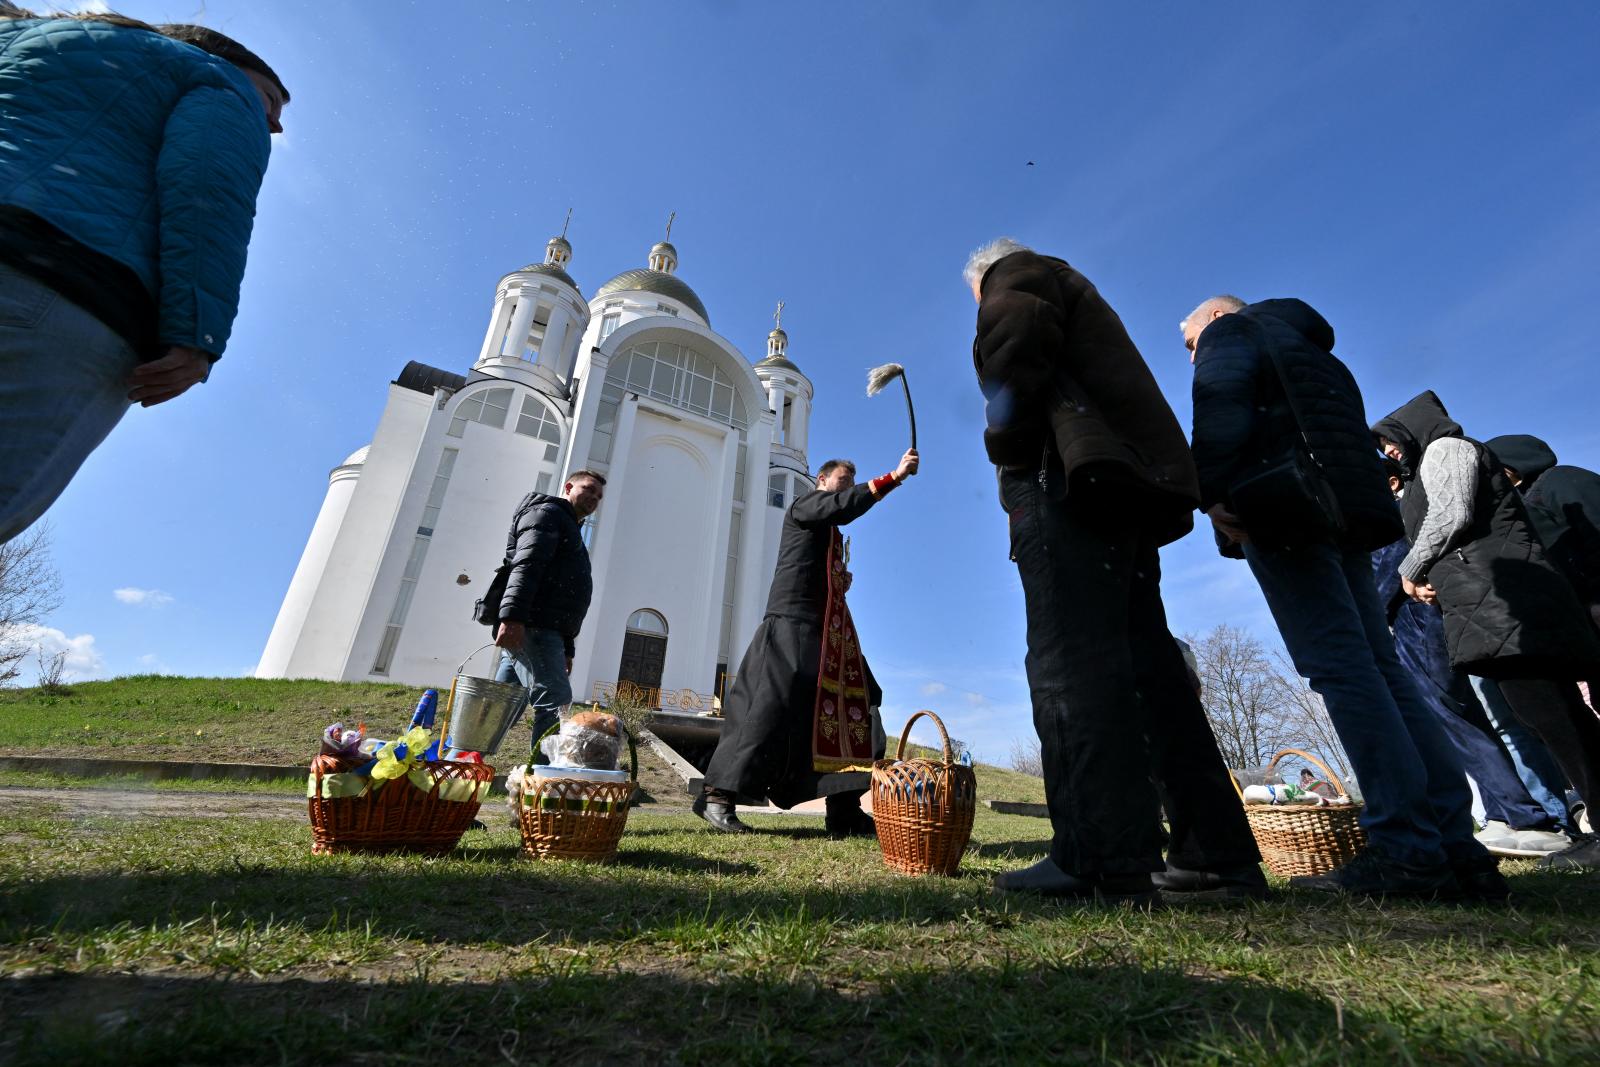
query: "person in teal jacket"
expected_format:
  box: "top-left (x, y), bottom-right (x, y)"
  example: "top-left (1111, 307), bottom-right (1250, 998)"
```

top-left (0, 8), bottom-right (288, 543)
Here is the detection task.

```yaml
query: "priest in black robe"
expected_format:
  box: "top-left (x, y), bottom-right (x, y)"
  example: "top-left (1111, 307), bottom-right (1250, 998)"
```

top-left (696, 447), bottom-right (919, 837)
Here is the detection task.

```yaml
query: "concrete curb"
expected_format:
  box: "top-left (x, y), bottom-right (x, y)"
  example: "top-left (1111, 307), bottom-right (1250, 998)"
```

top-left (984, 799), bottom-right (1049, 818)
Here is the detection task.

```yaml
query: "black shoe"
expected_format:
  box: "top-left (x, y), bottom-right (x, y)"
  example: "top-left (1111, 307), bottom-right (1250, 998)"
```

top-left (1536, 832), bottom-right (1600, 871)
top-left (1289, 850), bottom-right (1455, 899)
top-left (1446, 855), bottom-right (1511, 905)
top-left (824, 808), bottom-right (876, 840)
top-left (1152, 862), bottom-right (1270, 902)
top-left (692, 791), bottom-right (752, 834)
top-left (468, 819), bottom-right (487, 832)
top-left (994, 857), bottom-right (1157, 905)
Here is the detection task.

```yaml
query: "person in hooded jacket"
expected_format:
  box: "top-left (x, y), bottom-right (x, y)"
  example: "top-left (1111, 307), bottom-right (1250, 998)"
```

top-left (493, 471), bottom-right (604, 754)
top-left (967, 240), bottom-right (1262, 906)
top-left (1371, 459), bottom-right (1572, 858)
top-left (1186, 296), bottom-right (1501, 901)
top-left (1485, 435), bottom-right (1600, 626)
top-left (1373, 392), bottom-right (1600, 870)
top-left (1485, 434), bottom-right (1600, 714)
top-left (0, 10), bottom-right (287, 544)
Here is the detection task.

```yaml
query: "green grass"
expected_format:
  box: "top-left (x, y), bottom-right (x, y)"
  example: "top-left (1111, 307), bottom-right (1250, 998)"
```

top-left (1, 796), bottom-right (1596, 1065)
top-left (0, 675), bottom-right (1045, 803)
top-left (0, 675), bottom-right (428, 763)
top-left (8, 678), bottom-right (1593, 1063)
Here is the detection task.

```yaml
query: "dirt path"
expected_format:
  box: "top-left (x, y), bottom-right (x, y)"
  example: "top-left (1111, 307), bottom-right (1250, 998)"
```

top-left (0, 786), bottom-right (307, 820)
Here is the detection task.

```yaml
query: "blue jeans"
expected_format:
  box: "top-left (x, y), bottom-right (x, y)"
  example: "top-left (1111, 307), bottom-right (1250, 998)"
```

top-left (0, 269), bottom-right (138, 544)
top-left (494, 627), bottom-right (571, 758)
top-left (1245, 542), bottom-right (1484, 868)
top-left (1390, 601), bottom-right (1560, 831)
top-left (1471, 675), bottom-right (1576, 831)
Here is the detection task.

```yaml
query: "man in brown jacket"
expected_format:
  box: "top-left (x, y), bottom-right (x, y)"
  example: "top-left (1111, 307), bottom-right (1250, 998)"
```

top-left (968, 238), bottom-right (1261, 903)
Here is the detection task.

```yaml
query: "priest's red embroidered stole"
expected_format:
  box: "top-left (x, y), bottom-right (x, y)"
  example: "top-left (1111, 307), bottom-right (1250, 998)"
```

top-left (812, 527), bottom-right (873, 772)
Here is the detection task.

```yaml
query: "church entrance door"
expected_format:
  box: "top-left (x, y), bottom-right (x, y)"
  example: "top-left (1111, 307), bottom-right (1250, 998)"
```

top-left (617, 609), bottom-right (668, 696)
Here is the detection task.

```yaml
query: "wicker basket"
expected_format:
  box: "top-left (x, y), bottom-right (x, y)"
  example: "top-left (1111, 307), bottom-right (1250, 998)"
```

top-left (1236, 748), bottom-right (1366, 877)
top-left (307, 754), bottom-right (495, 856)
top-left (871, 710), bottom-right (977, 876)
top-left (517, 722), bottom-right (639, 862)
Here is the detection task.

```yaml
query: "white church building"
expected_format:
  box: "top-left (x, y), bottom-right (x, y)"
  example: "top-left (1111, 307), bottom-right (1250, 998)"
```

top-left (257, 227), bottom-right (818, 707)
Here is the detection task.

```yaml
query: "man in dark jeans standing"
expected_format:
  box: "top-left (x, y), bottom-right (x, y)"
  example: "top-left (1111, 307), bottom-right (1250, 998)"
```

top-left (1185, 298), bottom-right (1502, 900)
top-left (967, 239), bottom-right (1261, 904)
top-left (494, 469), bottom-right (605, 755)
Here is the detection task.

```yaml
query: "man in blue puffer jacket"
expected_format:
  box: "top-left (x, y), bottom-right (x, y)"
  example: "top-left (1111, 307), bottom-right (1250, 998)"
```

top-left (1184, 295), bottom-right (1503, 903)
top-left (0, 9), bottom-right (287, 543)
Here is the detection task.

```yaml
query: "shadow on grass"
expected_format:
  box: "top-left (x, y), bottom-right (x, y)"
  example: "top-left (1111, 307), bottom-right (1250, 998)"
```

top-left (7, 848), bottom-right (1597, 957)
top-left (0, 960), bottom-right (1576, 1066)
top-left (969, 837), bottom-right (1051, 860)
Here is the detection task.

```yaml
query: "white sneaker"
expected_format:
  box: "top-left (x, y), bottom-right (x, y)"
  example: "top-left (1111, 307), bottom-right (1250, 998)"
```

top-left (1483, 826), bottom-right (1570, 858)
top-left (1473, 820), bottom-right (1519, 852)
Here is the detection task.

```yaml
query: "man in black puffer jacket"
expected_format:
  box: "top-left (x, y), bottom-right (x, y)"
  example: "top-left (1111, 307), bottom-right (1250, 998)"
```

top-left (1186, 297), bottom-right (1500, 901)
top-left (492, 470), bottom-right (604, 753)
top-left (1375, 394), bottom-right (1600, 870)
top-left (969, 241), bottom-right (1261, 905)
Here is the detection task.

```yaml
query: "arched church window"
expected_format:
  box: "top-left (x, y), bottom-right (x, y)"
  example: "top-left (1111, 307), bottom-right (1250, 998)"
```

top-left (627, 609), bottom-right (667, 635)
top-left (515, 394), bottom-right (563, 463)
top-left (447, 386), bottom-right (513, 437)
top-left (605, 340), bottom-right (751, 433)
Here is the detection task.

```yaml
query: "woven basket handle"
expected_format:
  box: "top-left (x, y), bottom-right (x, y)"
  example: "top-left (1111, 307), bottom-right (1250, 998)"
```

top-left (1266, 747), bottom-right (1352, 800)
top-left (895, 709), bottom-right (954, 765)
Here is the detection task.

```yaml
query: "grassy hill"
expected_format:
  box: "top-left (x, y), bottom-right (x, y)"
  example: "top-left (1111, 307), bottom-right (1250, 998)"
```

top-left (0, 676), bottom-right (1045, 802)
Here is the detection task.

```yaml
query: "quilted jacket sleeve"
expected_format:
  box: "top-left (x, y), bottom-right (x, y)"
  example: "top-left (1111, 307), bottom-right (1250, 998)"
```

top-left (974, 273), bottom-right (1067, 467)
top-left (500, 504), bottom-right (561, 623)
top-left (1190, 315), bottom-right (1264, 511)
top-left (155, 81), bottom-right (271, 359)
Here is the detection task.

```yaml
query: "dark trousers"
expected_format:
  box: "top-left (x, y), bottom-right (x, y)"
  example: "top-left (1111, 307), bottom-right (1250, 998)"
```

top-left (1390, 602), bottom-right (1559, 831)
top-left (1002, 469), bottom-right (1259, 876)
top-left (1496, 677), bottom-right (1600, 812)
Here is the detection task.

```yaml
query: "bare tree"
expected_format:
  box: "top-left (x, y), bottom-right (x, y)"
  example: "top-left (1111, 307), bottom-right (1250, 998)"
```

top-left (0, 525), bottom-right (63, 686)
top-left (1270, 652), bottom-right (1353, 781)
top-left (1187, 624), bottom-right (1296, 771)
top-left (34, 647), bottom-right (70, 694)
top-left (1008, 734), bottom-right (1043, 777)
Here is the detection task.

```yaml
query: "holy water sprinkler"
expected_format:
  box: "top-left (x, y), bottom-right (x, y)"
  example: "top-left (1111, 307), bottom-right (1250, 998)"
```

top-left (866, 362), bottom-right (916, 451)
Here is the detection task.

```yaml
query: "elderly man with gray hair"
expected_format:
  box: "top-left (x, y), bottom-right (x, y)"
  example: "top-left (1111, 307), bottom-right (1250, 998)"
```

top-left (966, 238), bottom-right (1261, 904)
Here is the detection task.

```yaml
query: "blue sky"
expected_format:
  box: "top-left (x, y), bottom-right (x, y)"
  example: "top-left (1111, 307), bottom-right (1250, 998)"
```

top-left (26, 1), bottom-right (1600, 762)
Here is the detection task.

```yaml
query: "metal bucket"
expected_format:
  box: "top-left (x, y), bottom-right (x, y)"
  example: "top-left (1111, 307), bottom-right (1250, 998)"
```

top-left (441, 643), bottom-right (528, 755)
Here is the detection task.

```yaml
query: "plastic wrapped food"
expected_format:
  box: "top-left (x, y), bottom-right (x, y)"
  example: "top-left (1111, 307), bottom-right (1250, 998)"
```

top-left (539, 723), bottom-right (621, 769)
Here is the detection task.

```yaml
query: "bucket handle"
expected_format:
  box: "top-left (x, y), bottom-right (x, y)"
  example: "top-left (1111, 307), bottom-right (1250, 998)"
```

top-left (439, 642), bottom-right (511, 756)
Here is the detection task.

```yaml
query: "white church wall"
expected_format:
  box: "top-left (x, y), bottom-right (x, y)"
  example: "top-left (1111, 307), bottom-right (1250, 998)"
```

top-left (269, 384), bottom-right (433, 679)
top-left (349, 381), bottom-right (573, 686)
top-left (256, 459), bottom-right (360, 678)
top-left (578, 408), bottom-right (730, 703)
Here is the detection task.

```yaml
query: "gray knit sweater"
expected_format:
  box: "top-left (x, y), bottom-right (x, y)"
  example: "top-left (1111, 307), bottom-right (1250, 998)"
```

top-left (1399, 437), bottom-right (1479, 582)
